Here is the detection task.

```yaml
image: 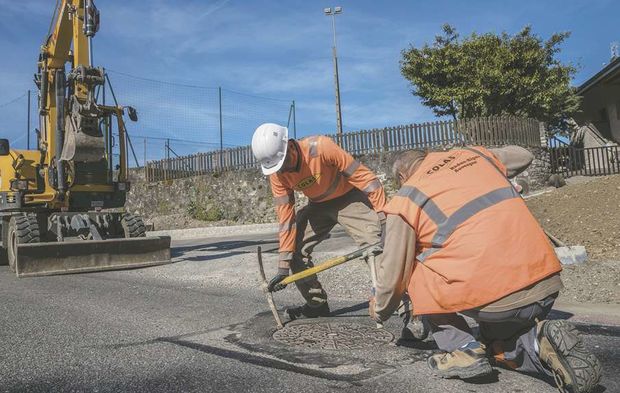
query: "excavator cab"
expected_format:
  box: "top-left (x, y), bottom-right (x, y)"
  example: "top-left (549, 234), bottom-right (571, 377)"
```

top-left (0, 139), bottom-right (10, 156)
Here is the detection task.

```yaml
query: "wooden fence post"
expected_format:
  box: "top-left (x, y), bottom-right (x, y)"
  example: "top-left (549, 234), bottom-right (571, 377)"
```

top-left (382, 127), bottom-right (388, 153)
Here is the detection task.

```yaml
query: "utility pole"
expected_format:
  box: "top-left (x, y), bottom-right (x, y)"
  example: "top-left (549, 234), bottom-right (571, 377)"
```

top-left (292, 100), bottom-right (297, 139)
top-left (324, 6), bottom-right (343, 140)
top-left (218, 86), bottom-right (224, 169)
top-left (287, 100), bottom-right (298, 139)
top-left (26, 90), bottom-right (31, 149)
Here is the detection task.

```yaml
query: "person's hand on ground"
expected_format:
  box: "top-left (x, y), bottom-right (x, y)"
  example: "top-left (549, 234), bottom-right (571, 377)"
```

top-left (369, 296), bottom-right (378, 321)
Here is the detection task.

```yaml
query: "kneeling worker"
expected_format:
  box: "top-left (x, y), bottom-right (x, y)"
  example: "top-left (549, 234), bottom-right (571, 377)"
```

top-left (371, 146), bottom-right (601, 392)
top-left (252, 123), bottom-right (386, 319)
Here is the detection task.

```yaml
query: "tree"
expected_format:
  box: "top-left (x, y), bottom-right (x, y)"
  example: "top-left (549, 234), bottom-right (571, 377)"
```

top-left (400, 24), bottom-right (580, 129)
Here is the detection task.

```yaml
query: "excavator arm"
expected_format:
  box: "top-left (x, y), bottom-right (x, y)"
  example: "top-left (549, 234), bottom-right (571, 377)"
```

top-left (36, 0), bottom-right (127, 207)
top-left (35, 0), bottom-right (128, 207)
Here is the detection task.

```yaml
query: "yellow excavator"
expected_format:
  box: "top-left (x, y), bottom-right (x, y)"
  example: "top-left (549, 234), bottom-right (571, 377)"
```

top-left (0, 0), bottom-right (171, 277)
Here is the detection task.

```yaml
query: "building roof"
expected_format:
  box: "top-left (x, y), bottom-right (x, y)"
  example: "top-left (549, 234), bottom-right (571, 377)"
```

top-left (577, 56), bottom-right (620, 95)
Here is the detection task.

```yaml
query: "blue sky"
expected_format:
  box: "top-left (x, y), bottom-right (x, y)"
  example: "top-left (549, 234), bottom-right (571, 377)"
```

top-left (0, 0), bottom-right (617, 161)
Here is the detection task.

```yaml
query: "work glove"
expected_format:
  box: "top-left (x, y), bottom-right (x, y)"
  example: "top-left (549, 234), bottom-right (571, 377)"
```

top-left (368, 296), bottom-right (381, 324)
top-left (267, 268), bottom-right (289, 292)
top-left (368, 296), bottom-right (376, 319)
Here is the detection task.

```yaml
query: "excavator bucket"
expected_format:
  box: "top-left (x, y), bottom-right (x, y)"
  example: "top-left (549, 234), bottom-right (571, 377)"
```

top-left (14, 236), bottom-right (171, 278)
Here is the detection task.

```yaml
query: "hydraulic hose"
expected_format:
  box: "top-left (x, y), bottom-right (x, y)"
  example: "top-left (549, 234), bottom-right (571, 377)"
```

top-left (55, 68), bottom-right (66, 198)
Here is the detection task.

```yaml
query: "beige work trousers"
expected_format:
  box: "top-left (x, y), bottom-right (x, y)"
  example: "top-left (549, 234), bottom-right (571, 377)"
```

top-left (291, 189), bottom-right (382, 307)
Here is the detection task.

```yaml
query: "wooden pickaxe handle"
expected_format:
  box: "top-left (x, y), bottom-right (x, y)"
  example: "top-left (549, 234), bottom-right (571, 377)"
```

top-left (544, 229), bottom-right (566, 247)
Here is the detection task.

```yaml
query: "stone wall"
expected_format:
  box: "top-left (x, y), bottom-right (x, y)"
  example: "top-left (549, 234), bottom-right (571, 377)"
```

top-left (127, 167), bottom-right (276, 230)
top-left (126, 152), bottom-right (400, 230)
top-left (127, 147), bottom-right (550, 230)
top-left (514, 147), bottom-right (551, 192)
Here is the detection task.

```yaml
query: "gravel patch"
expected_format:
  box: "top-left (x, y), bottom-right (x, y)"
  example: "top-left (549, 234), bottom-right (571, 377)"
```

top-left (559, 260), bottom-right (620, 304)
top-left (150, 222), bottom-right (277, 240)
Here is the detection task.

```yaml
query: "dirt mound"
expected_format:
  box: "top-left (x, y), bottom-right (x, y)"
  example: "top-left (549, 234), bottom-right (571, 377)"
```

top-left (526, 175), bottom-right (620, 261)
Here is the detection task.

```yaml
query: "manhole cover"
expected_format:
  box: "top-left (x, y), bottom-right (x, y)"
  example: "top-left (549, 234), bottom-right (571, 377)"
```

top-left (272, 322), bottom-right (394, 350)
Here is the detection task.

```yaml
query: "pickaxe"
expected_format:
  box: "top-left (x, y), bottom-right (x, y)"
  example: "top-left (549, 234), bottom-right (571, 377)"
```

top-left (256, 243), bottom-right (381, 330)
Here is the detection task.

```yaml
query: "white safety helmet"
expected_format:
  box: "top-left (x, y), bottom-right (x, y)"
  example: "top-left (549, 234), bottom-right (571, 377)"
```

top-left (251, 123), bottom-right (289, 175)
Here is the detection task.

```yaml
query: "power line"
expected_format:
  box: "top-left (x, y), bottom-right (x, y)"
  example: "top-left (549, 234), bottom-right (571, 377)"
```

top-left (221, 87), bottom-right (292, 103)
top-left (107, 69), bottom-right (292, 102)
top-left (0, 92), bottom-right (27, 108)
top-left (100, 69), bottom-right (294, 164)
top-left (131, 135), bottom-right (240, 147)
top-left (107, 69), bottom-right (219, 90)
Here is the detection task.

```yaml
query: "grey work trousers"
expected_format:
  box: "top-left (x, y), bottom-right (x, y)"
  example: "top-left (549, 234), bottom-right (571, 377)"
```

top-left (291, 189), bottom-right (382, 307)
top-left (426, 293), bottom-right (558, 375)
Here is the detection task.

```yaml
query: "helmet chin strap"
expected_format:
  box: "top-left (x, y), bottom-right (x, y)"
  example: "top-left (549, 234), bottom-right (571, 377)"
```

top-left (292, 140), bottom-right (302, 172)
top-left (281, 140), bottom-right (301, 173)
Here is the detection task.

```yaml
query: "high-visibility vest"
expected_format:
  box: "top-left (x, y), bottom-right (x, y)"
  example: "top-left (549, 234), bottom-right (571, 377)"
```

top-left (271, 135), bottom-right (386, 259)
top-left (382, 146), bottom-right (561, 315)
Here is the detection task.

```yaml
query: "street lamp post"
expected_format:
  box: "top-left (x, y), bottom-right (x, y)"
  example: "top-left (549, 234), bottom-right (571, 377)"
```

top-left (324, 6), bottom-right (343, 139)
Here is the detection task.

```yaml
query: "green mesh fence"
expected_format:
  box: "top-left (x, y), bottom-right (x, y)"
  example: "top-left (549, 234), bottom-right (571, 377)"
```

top-left (0, 71), bottom-right (295, 167)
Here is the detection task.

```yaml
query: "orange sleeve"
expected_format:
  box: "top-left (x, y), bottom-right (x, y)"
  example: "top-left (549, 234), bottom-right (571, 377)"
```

top-left (320, 137), bottom-right (387, 216)
top-left (269, 174), bottom-right (297, 268)
top-left (374, 214), bottom-right (417, 321)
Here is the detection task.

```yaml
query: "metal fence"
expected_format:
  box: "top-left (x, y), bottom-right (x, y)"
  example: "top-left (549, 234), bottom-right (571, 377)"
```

top-left (549, 145), bottom-right (620, 177)
top-left (107, 70), bottom-right (296, 165)
top-left (145, 116), bottom-right (542, 182)
top-left (0, 91), bottom-right (34, 150)
top-left (0, 73), bottom-right (297, 165)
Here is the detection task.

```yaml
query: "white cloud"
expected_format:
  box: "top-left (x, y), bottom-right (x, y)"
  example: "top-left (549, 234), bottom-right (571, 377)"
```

top-left (0, 0), bottom-right (52, 16)
top-left (0, 0), bottom-right (436, 148)
top-left (342, 98), bottom-right (431, 130)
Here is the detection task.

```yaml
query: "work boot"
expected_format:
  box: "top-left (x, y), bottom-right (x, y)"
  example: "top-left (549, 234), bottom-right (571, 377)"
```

top-left (286, 303), bottom-right (331, 321)
top-left (427, 341), bottom-right (493, 379)
top-left (537, 320), bottom-right (602, 393)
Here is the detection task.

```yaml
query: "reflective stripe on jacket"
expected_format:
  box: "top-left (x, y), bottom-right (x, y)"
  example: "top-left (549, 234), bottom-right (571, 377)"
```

top-left (271, 136), bottom-right (386, 260)
top-left (382, 146), bottom-right (561, 315)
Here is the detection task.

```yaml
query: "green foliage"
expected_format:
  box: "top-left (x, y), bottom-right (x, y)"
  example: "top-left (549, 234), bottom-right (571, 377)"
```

top-left (157, 199), bottom-right (172, 214)
top-left (187, 200), bottom-right (224, 222)
top-left (400, 24), bottom-right (580, 128)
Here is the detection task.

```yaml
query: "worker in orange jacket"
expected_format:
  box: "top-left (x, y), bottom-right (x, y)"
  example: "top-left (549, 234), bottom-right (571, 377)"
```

top-left (252, 123), bottom-right (386, 319)
top-left (370, 146), bottom-right (601, 392)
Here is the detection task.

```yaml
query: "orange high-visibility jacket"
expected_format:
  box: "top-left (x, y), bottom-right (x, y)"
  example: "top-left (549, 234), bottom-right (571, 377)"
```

top-left (382, 146), bottom-right (561, 315)
top-left (270, 136), bottom-right (386, 262)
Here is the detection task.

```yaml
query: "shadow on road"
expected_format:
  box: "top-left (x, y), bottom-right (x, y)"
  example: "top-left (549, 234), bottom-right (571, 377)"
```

top-left (330, 301), bottom-right (369, 316)
top-left (172, 239), bottom-right (279, 260)
top-left (548, 309), bottom-right (574, 320)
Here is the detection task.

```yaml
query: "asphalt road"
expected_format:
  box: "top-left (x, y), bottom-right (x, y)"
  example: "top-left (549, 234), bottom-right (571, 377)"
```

top-left (0, 230), bottom-right (618, 392)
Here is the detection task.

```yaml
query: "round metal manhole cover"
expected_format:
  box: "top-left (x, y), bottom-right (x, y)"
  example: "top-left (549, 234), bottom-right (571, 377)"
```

top-left (272, 322), bottom-right (394, 350)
